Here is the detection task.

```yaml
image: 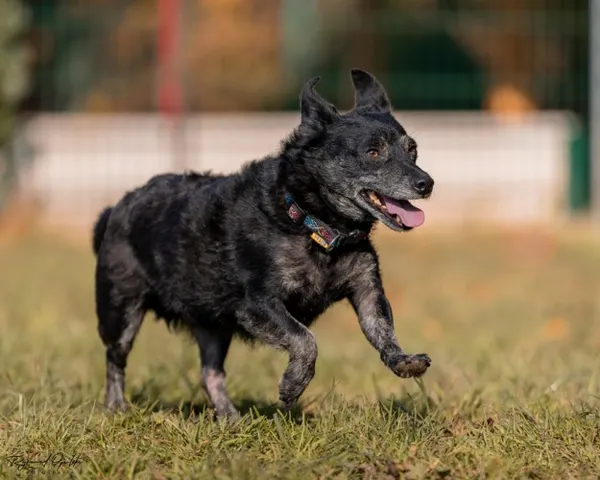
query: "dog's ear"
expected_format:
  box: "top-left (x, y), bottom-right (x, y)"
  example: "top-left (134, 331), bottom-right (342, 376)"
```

top-left (300, 76), bottom-right (340, 130)
top-left (350, 69), bottom-right (391, 113)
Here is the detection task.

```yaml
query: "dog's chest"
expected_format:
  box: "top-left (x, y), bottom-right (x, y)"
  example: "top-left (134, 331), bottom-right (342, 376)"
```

top-left (274, 241), bottom-right (343, 321)
top-left (277, 253), bottom-right (330, 296)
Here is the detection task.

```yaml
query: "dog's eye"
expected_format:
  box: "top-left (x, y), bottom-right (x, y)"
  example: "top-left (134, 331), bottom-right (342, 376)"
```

top-left (407, 146), bottom-right (417, 160)
top-left (367, 149), bottom-right (380, 158)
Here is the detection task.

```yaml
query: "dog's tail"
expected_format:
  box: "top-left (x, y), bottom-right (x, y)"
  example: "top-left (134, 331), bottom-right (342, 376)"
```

top-left (92, 207), bottom-right (113, 256)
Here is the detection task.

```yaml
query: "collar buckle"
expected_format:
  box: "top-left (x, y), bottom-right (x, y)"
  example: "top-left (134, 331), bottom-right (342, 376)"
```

top-left (310, 230), bottom-right (342, 252)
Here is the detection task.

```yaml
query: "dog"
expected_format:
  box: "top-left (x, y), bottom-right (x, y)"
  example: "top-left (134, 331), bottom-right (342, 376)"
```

top-left (93, 69), bottom-right (434, 419)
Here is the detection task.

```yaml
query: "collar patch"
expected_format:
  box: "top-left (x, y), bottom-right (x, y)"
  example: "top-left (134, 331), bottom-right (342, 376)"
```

top-left (284, 193), bottom-right (366, 251)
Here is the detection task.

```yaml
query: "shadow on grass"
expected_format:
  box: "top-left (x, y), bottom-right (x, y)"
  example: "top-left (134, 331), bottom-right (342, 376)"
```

top-left (377, 392), bottom-right (438, 422)
top-left (126, 379), bottom-right (435, 424)
top-left (128, 390), bottom-right (311, 423)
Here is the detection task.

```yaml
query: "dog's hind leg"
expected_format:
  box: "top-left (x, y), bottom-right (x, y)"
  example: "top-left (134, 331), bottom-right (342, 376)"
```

top-left (97, 292), bottom-right (145, 412)
top-left (193, 326), bottom-right (239, 420)
top-left (237, 300), bottom-right (318, 412)
top-left (95, 244), bottom-right (149, 412)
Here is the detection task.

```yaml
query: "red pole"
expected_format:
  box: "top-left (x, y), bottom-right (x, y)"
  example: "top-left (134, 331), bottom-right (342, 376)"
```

top-left (157, 0), bottom-right (182, 117)
top-left (157, 0), bottom-right (186, 171)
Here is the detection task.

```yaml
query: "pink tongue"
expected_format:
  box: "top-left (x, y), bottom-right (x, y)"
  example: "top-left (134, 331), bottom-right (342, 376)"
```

top-left (381, 196), bottom-right (425, 228)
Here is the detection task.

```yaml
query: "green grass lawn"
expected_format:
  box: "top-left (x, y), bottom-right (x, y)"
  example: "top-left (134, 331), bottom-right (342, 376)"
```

top-left (0, 229), bottom-right (599, 479)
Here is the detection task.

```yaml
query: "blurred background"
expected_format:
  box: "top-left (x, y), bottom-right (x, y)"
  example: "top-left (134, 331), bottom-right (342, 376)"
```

top-left (0, 0), bottom-right (594, 234)
top-left (2, 4), bottom-right (600, 474)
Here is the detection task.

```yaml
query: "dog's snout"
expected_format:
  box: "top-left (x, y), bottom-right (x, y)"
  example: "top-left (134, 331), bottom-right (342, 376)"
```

top-left (412, 176), bottom-right (434, 196)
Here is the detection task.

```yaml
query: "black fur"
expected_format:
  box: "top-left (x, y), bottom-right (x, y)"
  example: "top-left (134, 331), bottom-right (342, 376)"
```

top-left (93, 207), bottom-right (112, 255)
top-left (93, 69), bottom-right (435, 418)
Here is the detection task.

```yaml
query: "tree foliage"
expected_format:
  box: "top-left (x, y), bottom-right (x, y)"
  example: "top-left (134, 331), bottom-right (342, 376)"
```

top-left (0, 0), bottom-right (30, 209)
top-left (27, 0), bottom-right (588, 113)
top-left (0, 0), bottom-right (29, 143)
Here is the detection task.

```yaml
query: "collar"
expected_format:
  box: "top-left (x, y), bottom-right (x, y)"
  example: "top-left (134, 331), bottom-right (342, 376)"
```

top-left (284, 193), bottom-right (368, 252)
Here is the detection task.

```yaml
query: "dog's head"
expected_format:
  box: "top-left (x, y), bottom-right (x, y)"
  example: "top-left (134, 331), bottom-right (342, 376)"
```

top-left (293, 69), bottom-right (434, 232)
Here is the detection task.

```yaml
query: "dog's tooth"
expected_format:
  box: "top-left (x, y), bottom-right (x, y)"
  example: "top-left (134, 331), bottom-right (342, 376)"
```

top-left (369, 192), bottom-right (382, 207)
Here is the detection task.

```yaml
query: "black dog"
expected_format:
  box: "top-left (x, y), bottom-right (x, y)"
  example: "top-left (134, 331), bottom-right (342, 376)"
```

top-left (93, 69), bottom-right (434, 419)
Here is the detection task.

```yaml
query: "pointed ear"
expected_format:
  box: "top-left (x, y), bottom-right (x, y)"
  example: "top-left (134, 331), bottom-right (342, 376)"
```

top-left (300, 76), bottom-right (340, 129)
top-left (350, 69), bottom-right (392, 113)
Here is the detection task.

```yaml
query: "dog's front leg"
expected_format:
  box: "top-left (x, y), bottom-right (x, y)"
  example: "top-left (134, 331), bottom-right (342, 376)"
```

top-left (237, 299), bottom-right (318, 411)
top-left (349, 275), bottom-right (431, 378)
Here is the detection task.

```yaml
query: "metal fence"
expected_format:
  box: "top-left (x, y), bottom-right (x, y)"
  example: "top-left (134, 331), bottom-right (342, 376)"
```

top-left (6, 0), bottom-right (592, 228)
top-left (23, 1), bottom-right (588, 114)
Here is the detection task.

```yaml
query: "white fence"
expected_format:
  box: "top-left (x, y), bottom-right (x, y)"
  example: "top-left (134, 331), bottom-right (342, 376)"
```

top-left (17, 111), bottom-right (573, 230)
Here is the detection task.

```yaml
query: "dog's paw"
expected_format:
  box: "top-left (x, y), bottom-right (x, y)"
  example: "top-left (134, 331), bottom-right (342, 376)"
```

top-left (105, 399), bottom-right (129, 413)
top-left (105, 392), bottom-right (129, 413)
top-left (391, 353), bottom-right (431, 378)
top-left (215, 409), bottom-right (242, 423)
top-left (279, 399), bottom-right (296, 413)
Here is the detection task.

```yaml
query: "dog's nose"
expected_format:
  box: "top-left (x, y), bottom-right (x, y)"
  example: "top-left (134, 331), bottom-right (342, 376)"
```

top-left (412, 176), bottom-right (434, 196)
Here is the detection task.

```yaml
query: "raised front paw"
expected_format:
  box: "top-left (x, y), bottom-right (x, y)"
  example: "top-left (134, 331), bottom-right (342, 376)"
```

top-left (391, 353), bottom-right (431, 378)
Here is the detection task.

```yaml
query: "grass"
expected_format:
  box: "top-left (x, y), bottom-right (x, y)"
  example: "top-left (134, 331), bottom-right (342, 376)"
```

top-left (0, 227), bottom-right (599, 479)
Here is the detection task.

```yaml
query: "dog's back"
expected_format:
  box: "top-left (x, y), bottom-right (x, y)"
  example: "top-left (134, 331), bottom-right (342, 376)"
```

top-left (92, 162), bottom-right (285, 333)
top-left (92, 172), bottom-right (217, 251)
top-left (93, 170), bottom-right (224, 255)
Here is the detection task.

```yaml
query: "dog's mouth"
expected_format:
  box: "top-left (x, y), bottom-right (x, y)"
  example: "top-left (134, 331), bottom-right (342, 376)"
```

top-left (360, 191), bottom-right (425, 231)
